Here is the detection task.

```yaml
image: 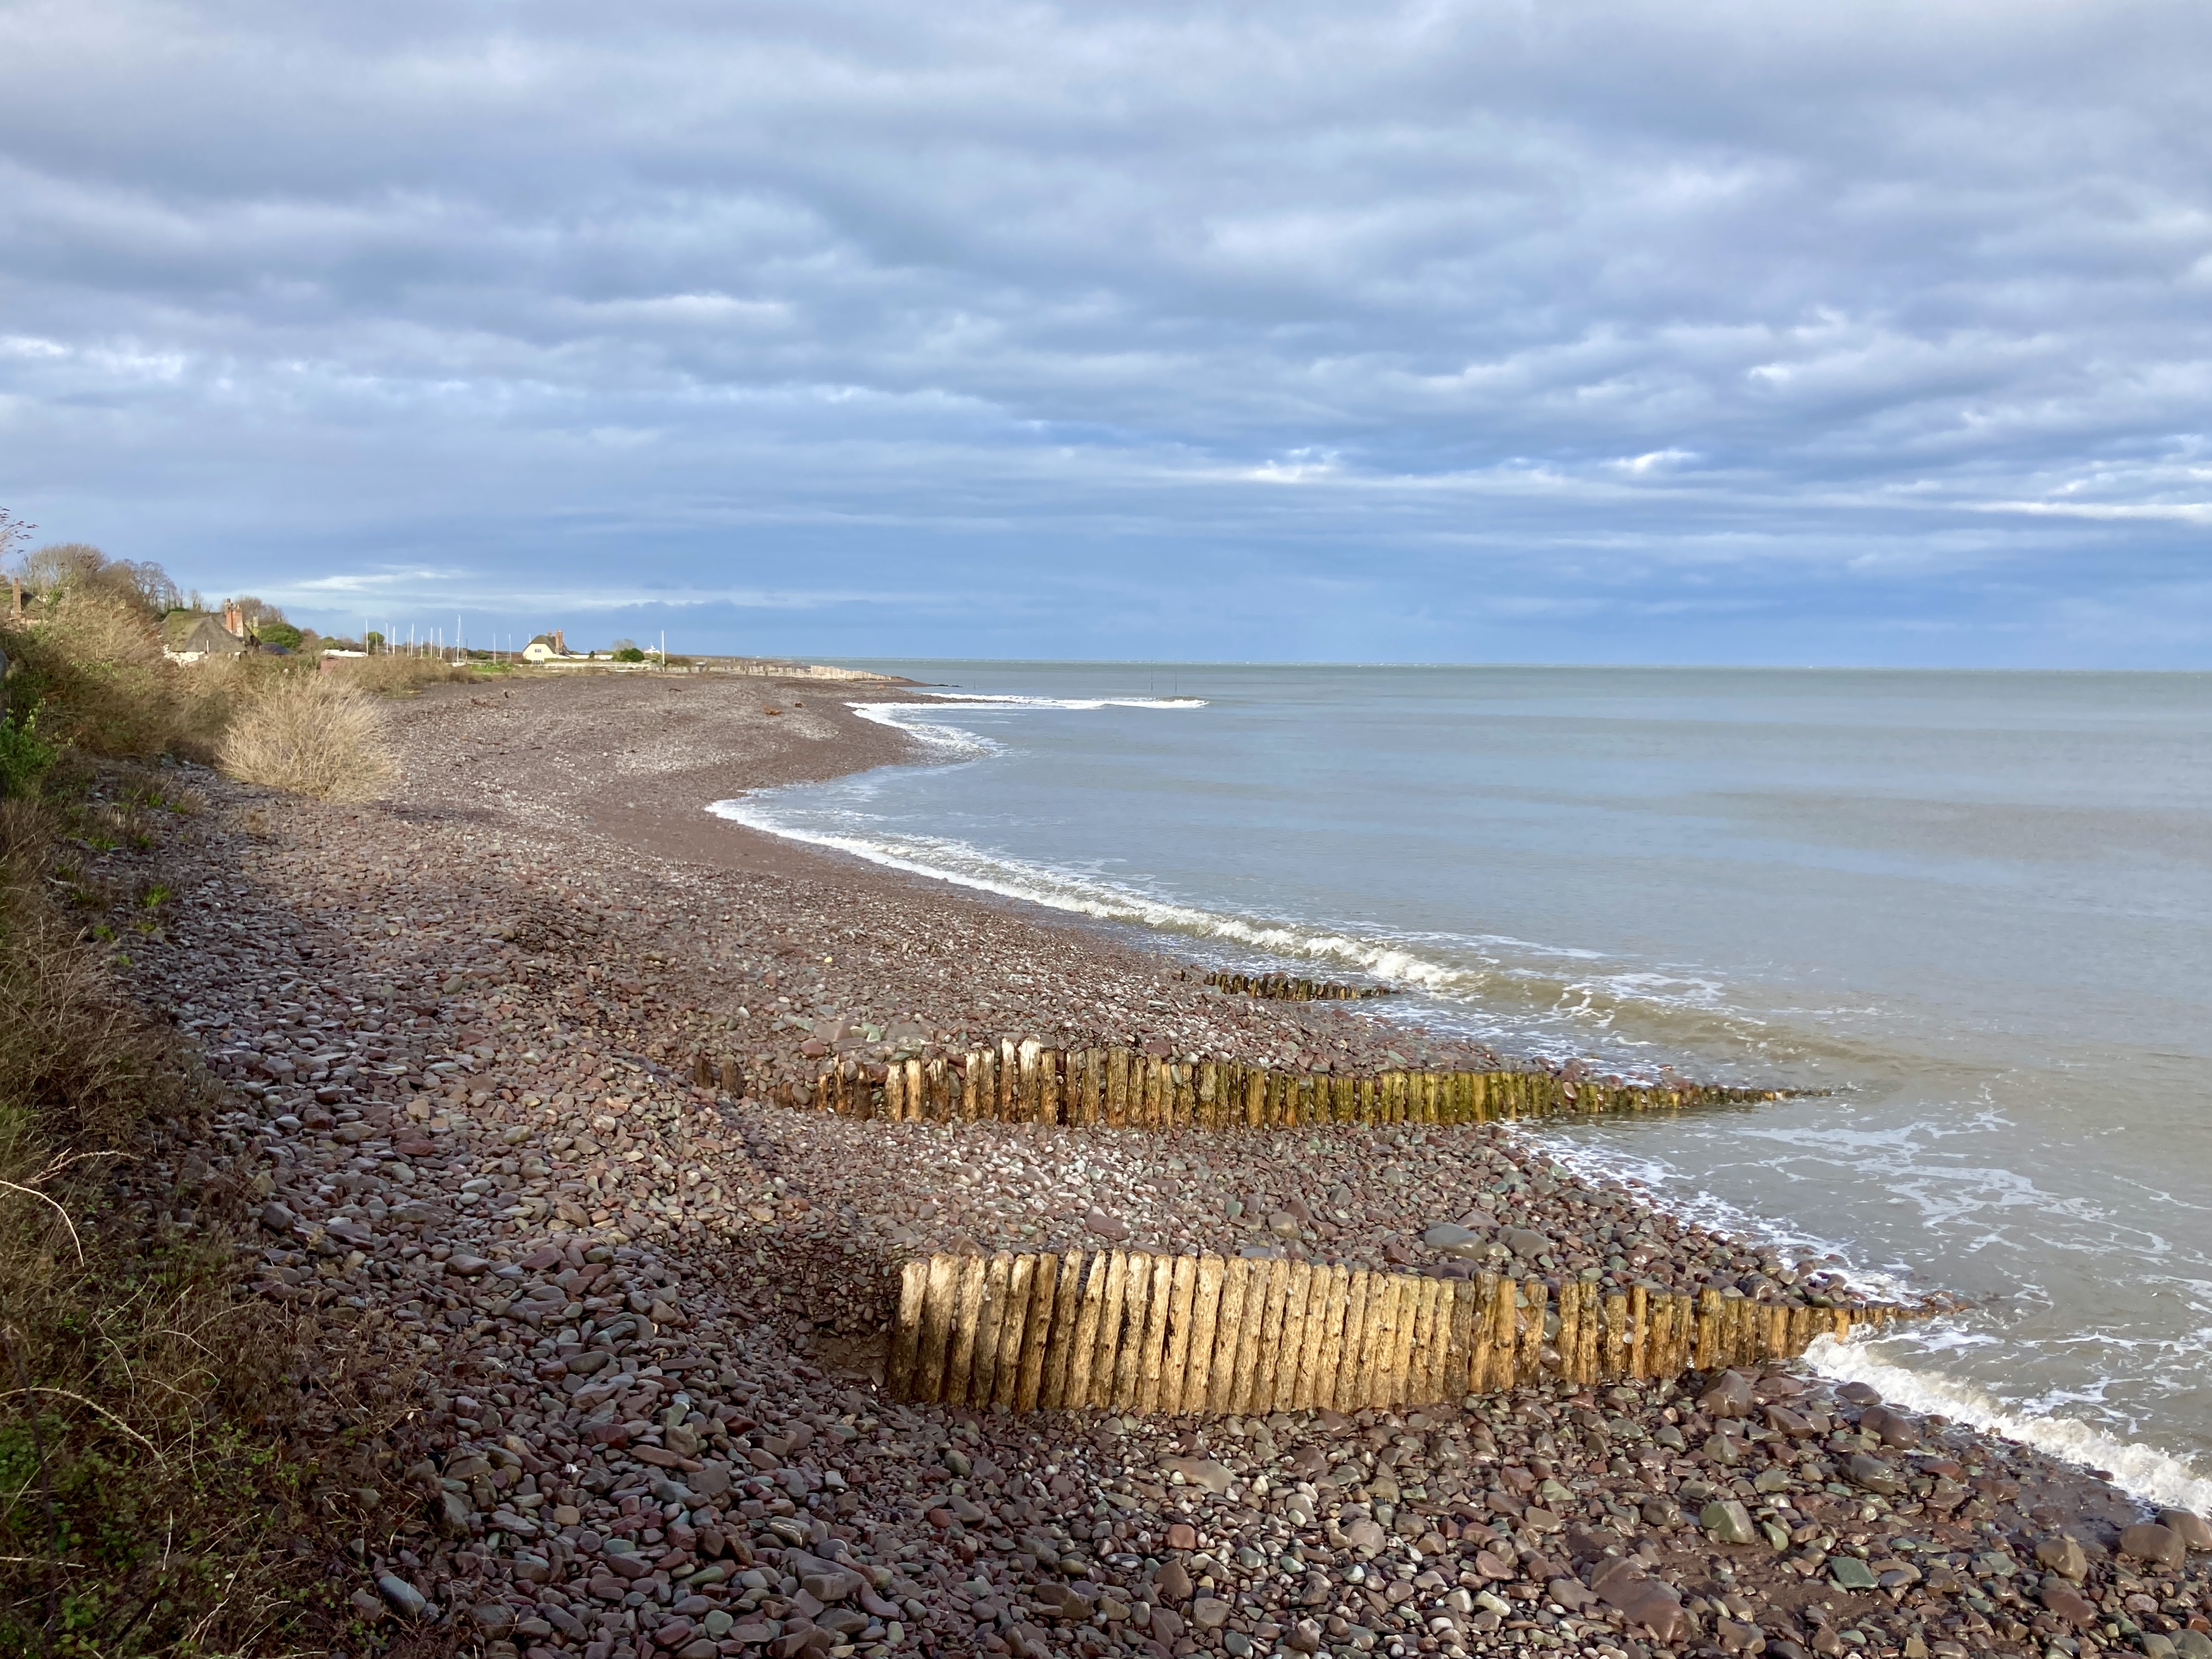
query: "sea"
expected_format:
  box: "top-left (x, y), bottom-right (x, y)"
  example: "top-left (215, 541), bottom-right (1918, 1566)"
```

top-left (709, 663), bottom-right (2212, 1505)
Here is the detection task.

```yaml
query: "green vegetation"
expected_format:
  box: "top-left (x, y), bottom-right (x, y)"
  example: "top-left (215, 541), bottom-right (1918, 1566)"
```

top-left (0, 709), bottom-right (56, 799)
top-left (611, 644), bottom-right (647, 662)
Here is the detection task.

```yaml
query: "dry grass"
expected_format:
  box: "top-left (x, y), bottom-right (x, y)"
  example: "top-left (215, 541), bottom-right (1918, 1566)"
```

top-left (328, 654), bottom-right (476, 696)
top-left (216, 675), bottom-right (396, 802)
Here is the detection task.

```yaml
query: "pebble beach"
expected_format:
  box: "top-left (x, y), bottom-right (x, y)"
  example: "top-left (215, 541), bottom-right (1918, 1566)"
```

top-left (104, 672), bottom-right (2212, 1659)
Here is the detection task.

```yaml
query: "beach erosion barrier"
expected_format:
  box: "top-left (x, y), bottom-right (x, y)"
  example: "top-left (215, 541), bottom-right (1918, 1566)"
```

top-left (691, 1039), bottom-right (1790, 1129)
top-left (1195, 969), bottom-right (1391, 1002)
top-left (885, 1249), bottom-right (1914, 1413)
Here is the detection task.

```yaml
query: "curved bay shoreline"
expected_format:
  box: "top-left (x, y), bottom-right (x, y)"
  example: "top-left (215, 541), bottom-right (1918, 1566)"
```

top-left (116, 672), bottom-right (2210, 1659)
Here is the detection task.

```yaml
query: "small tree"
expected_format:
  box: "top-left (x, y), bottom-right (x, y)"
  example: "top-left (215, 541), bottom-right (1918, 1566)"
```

top-left (0, 506), bottom-right (35, 571)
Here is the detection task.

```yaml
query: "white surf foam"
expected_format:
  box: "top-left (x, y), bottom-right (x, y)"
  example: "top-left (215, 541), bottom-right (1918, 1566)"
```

top-left (711, 792), bottom-right (1563, 1004)
top-left (848, 693), bottom-right (1204, 755)
top-left (1522, 1135), bottom-right (1926, 1301)
top-left (847, 703), bottom-right (1003, 757)
top-left (909, 691), bottom-right (1208, 709)
top-left (1807, 1333), bottom-right (2212, 1512)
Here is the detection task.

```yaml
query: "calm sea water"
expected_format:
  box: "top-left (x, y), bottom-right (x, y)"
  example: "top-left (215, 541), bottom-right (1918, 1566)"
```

top-left (712, 664), bottom-right (2212, 1503)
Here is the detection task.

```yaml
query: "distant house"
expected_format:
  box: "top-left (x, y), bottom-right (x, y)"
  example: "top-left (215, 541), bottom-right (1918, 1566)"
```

top-left (167, 613), bottom-right (249, 662)
top-left (522, 629), bottom-right (572, 663)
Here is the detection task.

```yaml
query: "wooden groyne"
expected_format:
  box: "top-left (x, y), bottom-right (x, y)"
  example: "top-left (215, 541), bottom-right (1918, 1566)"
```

top-left (698, 1039), bottom-right (1789, 1129)
top-left (886, 1249), bottom-right (1911, 1412)
top-left (1196, 969), bottom-right (1391, 1002)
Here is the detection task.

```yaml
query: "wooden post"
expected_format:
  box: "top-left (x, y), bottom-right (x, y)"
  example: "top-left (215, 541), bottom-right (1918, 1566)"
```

top-left (888, 1259), bottom-right (927, 1398)
top-left (1552, 1278), bottom-right (1581, 1385)
top-left (1392, 1275), bottom-right (1428, 1404)
top-left (719, 1056), bottom-right (742, 1097)
top-left (1113, 1252), bottom-right (1153, 1409)
top-left (882, 1061), bottom-right (905, 1120)
top-left (1476, 1272), bottom-right (1507, 1392)
top-left (1627, 1286), bottom-right (1648, 1380)
top-left (964, 1050), bottom-right (988, 1121)
top-left (1694, 1288), bottom-right (1722, 1373)
top-left (1014, 1253), bottom-right (1059, 1411)
top-left (1064, 1253), bottom-right (1107, 1409)
top-left (1411, 1278), bottom-right (1445, 1402)
top-left (1580, 1282), bottom-right (1602, 1383)
top-left (1040, 1046), bottom-right (1063, 1125)
top-left (1445, 1277), bottom-right (1479, 1400)
top-left (1093, 1250), bottom-right (1134, 1408)
top-left (1241, 1258), bottom-right (1292, 1415)
top-left (970, 1254), bottom-right (1012, 1408)
top-left (1318, 1283), bottom-right (1353, 1406)
top-left (1207, 1259), bottom-right (1254, 1414)
top-left (944, 1255), bottom-right (989, 1406)
top-left (1515, 1279), bottom-right (1547, 1388)
top-left (1159, 1255), bottom-right (1199, 1414)
top-left (1393, 1276), bottom-right (1433, 1405)
top-left (992, 1255), bottom-right (1034, 1409)
top-left (1039, 1252), bottom-right (1086, 1410)
top-left (1245, 1069), bottom-right (1265, 1129)
top-left (1304, 1264), bottom-right (1349, 1410)
top-left (1273, 1262), bottom-right (1315, 1414)
top-left (1379, 1271), bottom-right (1415, 1402)
top-left (1353, 1272), bottom-right (1397, 1406)
top-left (1134, 1253), bottom-right (1175, 1413)
top-left (914, 1253), bottom-right (960, 1402)
top-left (1182, 1256), bottom-right (1227, 1413)
top-left (1105, 1047), bottom-right (1128, 1128)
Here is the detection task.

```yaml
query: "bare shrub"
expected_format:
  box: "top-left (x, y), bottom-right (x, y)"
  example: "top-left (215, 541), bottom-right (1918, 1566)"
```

top-left (331, 651), bottom-right (476, 695)
top-left (217, 674), bottom-right (396, 800)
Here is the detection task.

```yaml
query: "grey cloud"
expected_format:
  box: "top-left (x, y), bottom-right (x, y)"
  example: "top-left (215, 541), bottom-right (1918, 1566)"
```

top-left (2, 0), bottom-right (2210, 660)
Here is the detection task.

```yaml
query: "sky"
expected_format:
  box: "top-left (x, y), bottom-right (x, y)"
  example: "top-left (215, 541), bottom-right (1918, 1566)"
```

top-left (3, 0), bottom-right (2211, 666)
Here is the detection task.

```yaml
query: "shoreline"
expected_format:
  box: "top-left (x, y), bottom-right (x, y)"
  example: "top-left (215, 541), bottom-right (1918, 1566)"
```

top-left (107, 670), bottom-right (2212, 1659)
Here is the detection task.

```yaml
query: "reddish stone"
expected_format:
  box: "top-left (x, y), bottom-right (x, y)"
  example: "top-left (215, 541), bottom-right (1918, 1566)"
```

top-left (2039, 1582), bottom-right (2097, 1629)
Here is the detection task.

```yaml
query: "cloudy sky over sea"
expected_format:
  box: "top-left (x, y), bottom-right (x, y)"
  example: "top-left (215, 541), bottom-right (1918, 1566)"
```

top-left (4, 0), bottom-right (2209, 662)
